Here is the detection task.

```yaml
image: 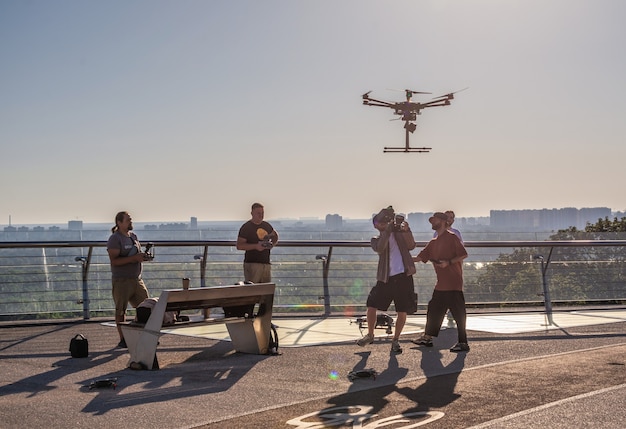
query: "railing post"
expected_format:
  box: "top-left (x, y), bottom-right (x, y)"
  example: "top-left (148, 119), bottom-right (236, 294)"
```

top-left (534, 248), bottom-right (554, 326)
top-left (316, 246), bottom-right (333, 316)
top-left (194, 245), bottom-right (208, 287)
top-left (75, 246), bottom-right (92, 320)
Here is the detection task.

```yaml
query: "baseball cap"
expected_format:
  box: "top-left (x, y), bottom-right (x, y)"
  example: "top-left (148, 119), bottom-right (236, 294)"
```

top-left (429, 212), bottom-right (449, 223)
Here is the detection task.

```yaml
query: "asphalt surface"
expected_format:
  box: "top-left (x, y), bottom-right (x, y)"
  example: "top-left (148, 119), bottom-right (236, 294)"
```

top-left (0, 315), bottom-right (625, 429)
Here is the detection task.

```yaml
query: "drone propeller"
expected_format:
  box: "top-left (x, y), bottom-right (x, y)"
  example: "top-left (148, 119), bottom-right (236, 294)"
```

top-left (404, 89), bottom-right (432, 95)
top-left (431, 87), bottom-right (469, 101)
top-left (386, 88), bottom-right (431, 95)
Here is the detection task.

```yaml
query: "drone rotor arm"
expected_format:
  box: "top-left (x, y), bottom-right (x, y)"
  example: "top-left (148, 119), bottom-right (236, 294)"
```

top-left (420, 99), bottom-right (451, 108)
top-left (430, 93), bottom-right (453, 102)
top-left (364, 99), bottom-right (394, 107)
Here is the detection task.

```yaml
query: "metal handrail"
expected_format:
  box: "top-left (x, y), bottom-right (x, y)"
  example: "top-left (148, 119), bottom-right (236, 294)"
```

top-left (3, 239), bottom-right (626, 248)
top-left (1, 239), bottom-right (625, 322)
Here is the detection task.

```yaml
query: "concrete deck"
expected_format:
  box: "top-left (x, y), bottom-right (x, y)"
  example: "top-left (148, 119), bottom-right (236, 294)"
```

top-left (1, 309), bottom-right (625, 428)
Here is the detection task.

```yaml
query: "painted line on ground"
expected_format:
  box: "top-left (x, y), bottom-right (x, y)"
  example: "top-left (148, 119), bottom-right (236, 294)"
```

top-left (196, 342), bottom-right (626, 426)
top-left (465, 383), bottom-right (626, 429)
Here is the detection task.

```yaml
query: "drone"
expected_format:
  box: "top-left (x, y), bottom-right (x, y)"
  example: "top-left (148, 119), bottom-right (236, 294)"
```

top-left (362, 88), bottom-right (466, 153)
top-left (351, 313), bottom-right (395, 335)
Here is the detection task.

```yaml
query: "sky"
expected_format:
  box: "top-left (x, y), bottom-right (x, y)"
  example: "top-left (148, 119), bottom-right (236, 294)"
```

top-left (1, 0), bottom-right (625, 225)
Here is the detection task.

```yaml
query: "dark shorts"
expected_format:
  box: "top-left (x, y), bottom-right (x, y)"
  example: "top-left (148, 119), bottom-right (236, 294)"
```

top-left (366, 274), bottom-right (417, 314)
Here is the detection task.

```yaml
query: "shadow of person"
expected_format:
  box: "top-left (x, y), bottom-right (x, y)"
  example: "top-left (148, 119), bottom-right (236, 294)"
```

top-left (318, 350), bottom-right (410, 425)
top-left (0, 349), bottom-right (123, 399)
top-left (398, 348), bottom-right (466, 409)
top-left (350, 350), bottom-right (372, 377)
top-left (80, 339), bottom-right (264, 415)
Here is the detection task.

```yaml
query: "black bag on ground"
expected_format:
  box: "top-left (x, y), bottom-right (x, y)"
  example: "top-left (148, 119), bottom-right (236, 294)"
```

top-left (69, 334), bottom-right (88, 358)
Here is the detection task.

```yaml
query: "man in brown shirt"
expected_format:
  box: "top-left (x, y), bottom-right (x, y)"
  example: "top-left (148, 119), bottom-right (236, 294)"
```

top-left (413, 212), bottom-right (469, 352)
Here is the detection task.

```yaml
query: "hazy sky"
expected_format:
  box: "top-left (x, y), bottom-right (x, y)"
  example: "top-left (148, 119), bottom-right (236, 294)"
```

top-left (2, 0), bottom-right (625, 225)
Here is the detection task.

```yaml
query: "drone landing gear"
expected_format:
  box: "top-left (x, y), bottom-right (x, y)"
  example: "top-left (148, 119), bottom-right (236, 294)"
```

top-left (383, 121), bottom-right (431, 153)
top-left (351, 313), bottom-right (395, 335)
top-left (383, 146), bottom-right (431, 153)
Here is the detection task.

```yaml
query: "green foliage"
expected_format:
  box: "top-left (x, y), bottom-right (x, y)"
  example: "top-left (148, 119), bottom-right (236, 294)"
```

top-left (473, 217), bottom-right (626, 305)
top-left (551, 216), bottom-right (626, 240)
top-left (503, 268), bottom-right (542, 302)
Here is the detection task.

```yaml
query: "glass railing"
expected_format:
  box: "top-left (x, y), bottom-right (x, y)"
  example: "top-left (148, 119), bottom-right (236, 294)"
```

top-left (1, 239), bottom-right (625, 321)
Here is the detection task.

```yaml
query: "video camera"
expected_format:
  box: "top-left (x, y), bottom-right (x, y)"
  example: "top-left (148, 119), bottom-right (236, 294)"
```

top-left (143, 242), bottom-right (155, 261)
top-left (375, 206), bottom-right (405, 231)
top-left (260, 236), bottom-right (274, 249)
top-left (393, 213), bottom-right (405, 231)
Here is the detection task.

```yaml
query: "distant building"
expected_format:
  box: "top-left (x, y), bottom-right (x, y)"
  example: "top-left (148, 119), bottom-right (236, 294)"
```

top-left (407, 212), bottom-right (432, 229)
top-left (490, 207), bottom-right (611, 230)
top-left (159, 222), bottom-right (188, 230)
top-left (190, 217), bottom-right (198, 229)
top-left (68, 220), bottom-right (83, 231)
top-left (325, 214), bottom-right (343, 230)
top-left (580, 207), bottom-right (613, 226)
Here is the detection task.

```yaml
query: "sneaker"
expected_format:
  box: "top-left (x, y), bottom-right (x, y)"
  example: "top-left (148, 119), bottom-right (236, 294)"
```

top-left (356, 333), bottom-right (374, 347)
top-left (117, 339), bottom-right (127, 349)
top-left (450, 342), bottom-right (470, 353)
top-left (412, 336), bottom-right (433, 347)
top-left (391, 339), bottom-right (402, 354)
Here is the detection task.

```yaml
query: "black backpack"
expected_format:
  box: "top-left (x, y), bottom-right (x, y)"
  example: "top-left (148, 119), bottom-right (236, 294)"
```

top-left (268, 323), bottom-right (280, 355)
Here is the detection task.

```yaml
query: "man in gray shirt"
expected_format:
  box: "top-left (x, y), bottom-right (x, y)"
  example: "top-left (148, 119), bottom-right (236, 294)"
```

top-left (107, 211), bottom-right (151, 348)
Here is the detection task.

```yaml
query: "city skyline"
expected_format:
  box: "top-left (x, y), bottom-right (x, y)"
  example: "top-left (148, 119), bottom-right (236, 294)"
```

top-left (3, 205), bottom-right (621, 230)
top-left (2, 1), bottom-right (626, 224)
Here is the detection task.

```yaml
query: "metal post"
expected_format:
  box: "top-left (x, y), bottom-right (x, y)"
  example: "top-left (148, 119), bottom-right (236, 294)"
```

top-left (194, 247), bottom-right (210, 318)
top-left (194, 245), bottom-right (208, 288)
top-left (75, 246), bottom-right (92, 320)
top-left (316, 246), bottom-right (333, 317)
top-left (534, 251), bottom-right (554, 326)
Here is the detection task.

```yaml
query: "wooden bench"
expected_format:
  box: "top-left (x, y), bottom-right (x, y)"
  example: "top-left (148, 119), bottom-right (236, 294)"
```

top-left (120, 282), bottom-right (275, 370)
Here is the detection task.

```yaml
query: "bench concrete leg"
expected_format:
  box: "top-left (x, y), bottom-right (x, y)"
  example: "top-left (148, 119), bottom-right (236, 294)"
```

top-left (121, 325), bottom-right (161, 370)
top-left (226, 315), bottom-right (271, 355)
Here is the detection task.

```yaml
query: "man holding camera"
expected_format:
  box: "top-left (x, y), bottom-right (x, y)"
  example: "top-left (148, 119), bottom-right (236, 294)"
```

top-left (236, 202), bottom-right (279, 283)
top-left (107, 211), bottom-right (151, 348)
top-left (357, 206), bottom-right (417, 354)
